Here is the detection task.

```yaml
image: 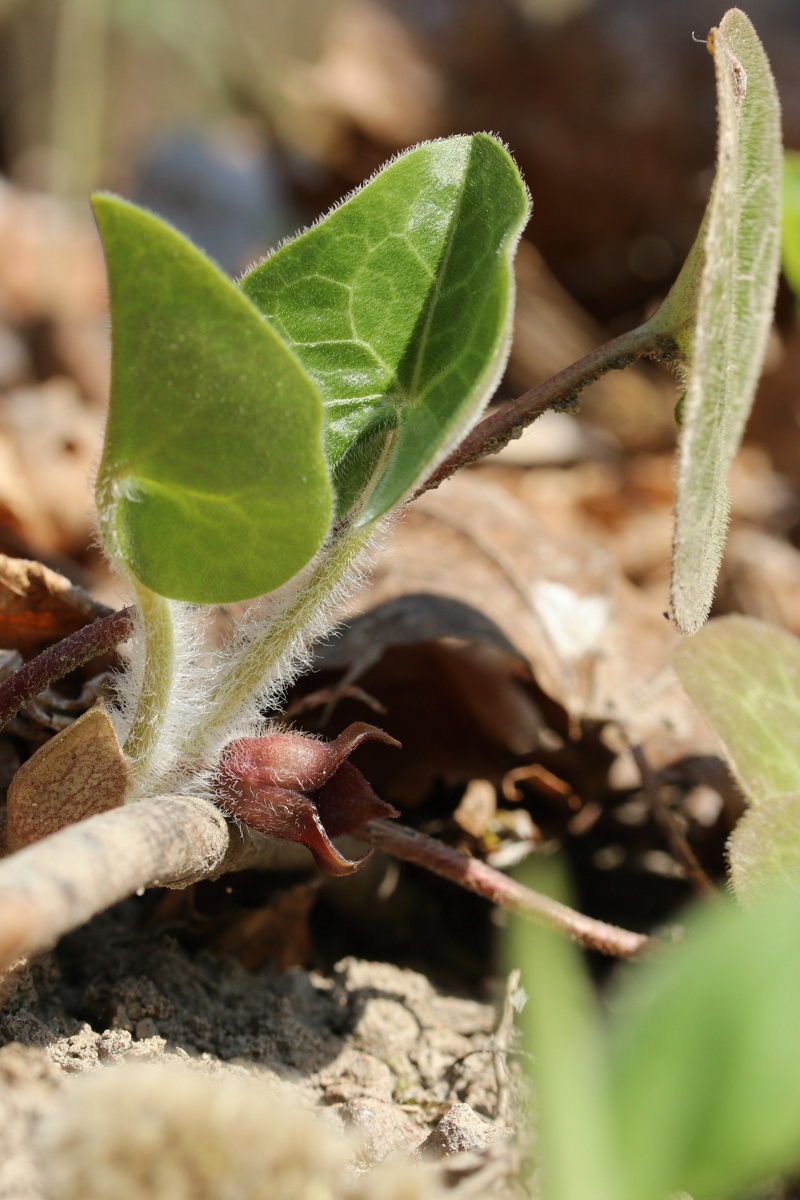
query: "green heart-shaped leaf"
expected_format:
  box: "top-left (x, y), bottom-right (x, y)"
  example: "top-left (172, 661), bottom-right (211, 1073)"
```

top-left (94, 195), bottom-right (332, 604)
top-left (240, 133), bottom-right (530, 523)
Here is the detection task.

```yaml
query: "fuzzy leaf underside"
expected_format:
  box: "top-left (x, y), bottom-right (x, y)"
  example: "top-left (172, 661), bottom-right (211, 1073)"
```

top-left (94, 196), bottom-right (332, 604)
top-left (674, 615), bottom-right (800, 805)
top-left (240, 134), bottom-right (530, 523)
top-left (728, 794), bottom-right (800, 902)
top-left (650, 10), bottom-right (782, 635)
top-left (783, 151), bottom-right (800, 306)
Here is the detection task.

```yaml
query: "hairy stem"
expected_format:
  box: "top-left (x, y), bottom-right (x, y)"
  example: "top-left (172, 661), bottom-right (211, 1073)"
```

top-left (123, 583), bottom-right (176, 780)
top-left (181, 527), bottom-right (371, 764)
top-left (420, 322), bottom-right (675, 495)
top-left (0, 606), bottom-right (135, 730)
top-left (364, 820), bottom-right (648, 958)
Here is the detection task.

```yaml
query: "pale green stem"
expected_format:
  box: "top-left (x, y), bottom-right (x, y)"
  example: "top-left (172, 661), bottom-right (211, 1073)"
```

top-left (181, 527), bottom-right (371, 763)
top-left (123, 581), bottom-right (175, 782)
top-left (49, 0), bottom-right (107, 196)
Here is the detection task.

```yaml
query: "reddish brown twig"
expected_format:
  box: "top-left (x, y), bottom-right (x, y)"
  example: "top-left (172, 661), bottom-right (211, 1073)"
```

top-left (363, 819), bottom-right (648, 958)
top-left (420, 324), bottom-right (673, 495)
top-left (0, 606), bottom-right (136, 729)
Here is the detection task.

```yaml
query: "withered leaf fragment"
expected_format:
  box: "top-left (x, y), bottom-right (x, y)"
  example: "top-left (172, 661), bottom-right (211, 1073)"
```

top-left (5, 704), bottom-right (129, 851)
top-left (214, 723), bottom-right (400, 876)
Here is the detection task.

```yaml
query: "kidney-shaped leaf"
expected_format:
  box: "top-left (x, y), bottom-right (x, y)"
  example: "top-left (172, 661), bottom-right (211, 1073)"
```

top-left (610, 890), bottom-right (800, 1200)
top-left (94, 196), bottom-right (332, 604)
top-left (240, 134), bottom-right (530, 524)
top-left (647, 10), bottom-right (782, 635)
top-left (728, 793), bottom-right (800, 902)
top-left (674, 615), bottom-right (800, 805)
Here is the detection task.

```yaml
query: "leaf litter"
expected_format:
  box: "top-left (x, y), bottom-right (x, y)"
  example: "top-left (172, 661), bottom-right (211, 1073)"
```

top-left (2, 18), bottom-right (800, 1190)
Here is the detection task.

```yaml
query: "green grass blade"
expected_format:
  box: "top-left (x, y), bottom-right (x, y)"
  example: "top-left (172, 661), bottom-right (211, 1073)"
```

top-left (240, 134), bottom-right (530, 523)
top-left (510, 869), bottom-right (626, 1200)
top-left (648, 10), bottom-right (782, 635)
top-left (674, 615), bottom-right (800, 805)
top-left (94, 195), bottom-right (332, 605)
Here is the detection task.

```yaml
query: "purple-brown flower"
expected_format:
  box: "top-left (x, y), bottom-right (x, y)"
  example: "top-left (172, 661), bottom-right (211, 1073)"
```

top-left (214, 723), bottom-right (400, 876)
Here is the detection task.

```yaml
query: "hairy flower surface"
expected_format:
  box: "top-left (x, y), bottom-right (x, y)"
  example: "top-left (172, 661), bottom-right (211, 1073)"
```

top-left (214, 722), bottom-right (400, 875)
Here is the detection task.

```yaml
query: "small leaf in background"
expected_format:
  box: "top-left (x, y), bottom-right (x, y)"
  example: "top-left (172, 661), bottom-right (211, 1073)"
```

top-left (511, 867), bottom-right (626, 1200)
top-left (648, 10), bottom-right (782, 635)
top-left (674, 615), bottom-right (800, 805)
top-left (783, 151), bottom-right (800, 306)
top-left (241, 134), bottom-right (530, 523)
top-left (610, 890), bottom-right (800, 1200)
top-left (4, 706), bottom-right (128, 851)
top-left (93, 196), bottom-right (332, 605)
top-left (728, 794), bottom-right (800, 901)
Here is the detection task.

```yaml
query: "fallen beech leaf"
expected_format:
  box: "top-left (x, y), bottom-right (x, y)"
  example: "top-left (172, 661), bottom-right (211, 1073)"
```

top-left (5, 705), bottom-right (129, 851)
top-left (0, 554), bottom-right (109, 654)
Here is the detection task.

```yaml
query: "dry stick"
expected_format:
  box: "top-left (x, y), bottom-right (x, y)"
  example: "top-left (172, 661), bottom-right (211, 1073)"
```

top-left (0, 606), bottom-right (136, 729)
top-left (419, 322), bottom-right (674, 496)
top-left (0, 799), bottom-right (647, 973)
top-left (364, 819), bottom-right (648, 958)
top-left (0, 795), bottom-right (307, 973)
top-left (629, 741), bottom-right (718, 899)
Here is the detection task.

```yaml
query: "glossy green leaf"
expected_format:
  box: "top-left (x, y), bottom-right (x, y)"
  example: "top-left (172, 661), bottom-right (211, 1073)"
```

top-left (511, 868), bottom-right (626, 1200)
top-left (93, 195), bottom-right (332, 605)
top-left (647, 10), bottom-right (782, 635)
top-left (728, 794), bottom-right (800, 902)
top-left (783, 151), bottom-right (800, 307)
top-left (240, 134), bottom-right (530, 523)
top-left (610, 890), bottom-right (800, 1200)
top-left (674, 615), bottom-right (800, 805)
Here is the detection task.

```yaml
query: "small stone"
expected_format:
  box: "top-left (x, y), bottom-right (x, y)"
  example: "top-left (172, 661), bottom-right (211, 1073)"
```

top-left (336, 1098), bottom-right (421, 1164)
top-left (418, 1103), bottom-right (507, 1158)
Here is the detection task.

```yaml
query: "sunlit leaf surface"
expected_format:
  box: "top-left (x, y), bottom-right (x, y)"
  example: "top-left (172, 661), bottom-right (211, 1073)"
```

top-left (241, 134), bottom-right (530, 523)
top-left (94, 196), bottom-right (332, 604)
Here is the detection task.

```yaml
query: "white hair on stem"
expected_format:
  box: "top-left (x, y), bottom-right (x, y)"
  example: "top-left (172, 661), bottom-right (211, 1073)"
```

top-left (130, 517), bottom-right (392, 803)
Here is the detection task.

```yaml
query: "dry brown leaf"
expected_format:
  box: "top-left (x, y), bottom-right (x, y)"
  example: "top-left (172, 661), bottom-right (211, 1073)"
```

top-left (508, 240), bottom-right (677, 451)
top-left (0, 554), bottom-right (108, 654)
top-left (311, 589), bottom-right (549, 803)
top-left (354, 473), bottom-right (710, 768)
top-left (4, 705), bottom-right (128, 851)
top-left (286, 0), bottom-right (443, 152)
top-left (0, 182), bottom-right (107, 327)
top-left (0, 379), bottom-right (104, 557)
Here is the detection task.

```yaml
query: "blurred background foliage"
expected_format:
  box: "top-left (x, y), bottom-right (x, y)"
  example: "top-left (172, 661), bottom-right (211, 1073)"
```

top-left (1, 0), bottom-right (798, 310)
top-left (3, 0), bottom-right (800, 585)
